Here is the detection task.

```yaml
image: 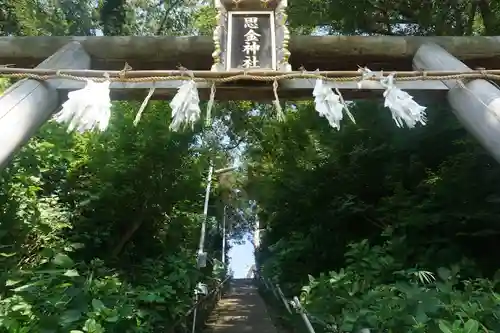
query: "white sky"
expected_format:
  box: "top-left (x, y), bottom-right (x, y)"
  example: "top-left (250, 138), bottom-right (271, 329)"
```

top-left (228, 234), bottom-right (255, 278)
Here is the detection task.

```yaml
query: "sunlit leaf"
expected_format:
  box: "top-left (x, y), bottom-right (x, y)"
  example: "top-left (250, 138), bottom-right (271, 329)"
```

top-left (5, 279), bottom-right (22, 286)
top-left (63, 269), bottom-right (80, 277)
top-left (464, 319), bottom-right (480, 333)
top-left (438, 320), bottom-right (453, 333)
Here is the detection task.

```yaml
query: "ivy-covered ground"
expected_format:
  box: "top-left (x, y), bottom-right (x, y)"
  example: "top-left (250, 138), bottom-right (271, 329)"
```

top-left (1, 1), bottom-right (500, 333)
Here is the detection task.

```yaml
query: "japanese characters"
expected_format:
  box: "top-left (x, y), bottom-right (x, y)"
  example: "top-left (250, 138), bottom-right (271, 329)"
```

top-left (226, 12), bottom-right (275, 70)
top-left (242, 16), bottom-right (261, 68)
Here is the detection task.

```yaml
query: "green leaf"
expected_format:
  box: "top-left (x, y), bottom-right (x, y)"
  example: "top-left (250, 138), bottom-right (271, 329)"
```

top-left (34, 269), bottom-right (66, 274)
top-left (61, 310), bottom-right (82, 325)
top-left (52, 253), bottom-right (74, 268)
top-left (83, 318), bottom-right (104, 333)
top-left (437, 267), bottom-right (451, 281)
top-left (438, 320), bottom-right (454, 333)
top-left (11, 303), bottom-right (30, 312)
top-left (13, 282), bottom-right (39, 293)
top-left (5, 279), bottom-right (22, 286)
top-left (39, 248), bottom-right (54, 258)
top-left (463, 319), bottom-right (479, 333)
top-left (105, 316), bottom-right (119, 323)
top-left (92, 299), bottom-right (106, 311)
top-left (453, 320), bottom-right (463, 330)
top-left (340, 312), bottom-right (357, 332)
top-left (63, 269), bottom-right (80, 277)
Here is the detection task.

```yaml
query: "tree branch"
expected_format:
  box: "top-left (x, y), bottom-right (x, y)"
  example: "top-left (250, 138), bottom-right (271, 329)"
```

top-left (466, 1), bottom-right (478, 35)
top-left (156, 0), bottom-right (185, 35)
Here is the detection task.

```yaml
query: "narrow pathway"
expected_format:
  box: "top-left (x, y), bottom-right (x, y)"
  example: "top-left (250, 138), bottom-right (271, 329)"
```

top-left (206, 278), bottom-right (277, 333)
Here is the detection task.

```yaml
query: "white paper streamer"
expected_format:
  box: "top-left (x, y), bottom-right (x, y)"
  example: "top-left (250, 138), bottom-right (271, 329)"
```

top-left (53, 79), bottom-right (111, 133)
top-left (381, 74), bottom-right (427, 128)
top-left (357, 66), bottom-right (377, 89)
top-left (313, 79), bottom-right (354, 130)
top-left (169, 80), bottom-right (201, 131)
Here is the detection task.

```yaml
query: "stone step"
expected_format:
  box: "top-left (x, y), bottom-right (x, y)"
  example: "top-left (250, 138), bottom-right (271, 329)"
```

top-left (205, 279), bottom-right (277, 333)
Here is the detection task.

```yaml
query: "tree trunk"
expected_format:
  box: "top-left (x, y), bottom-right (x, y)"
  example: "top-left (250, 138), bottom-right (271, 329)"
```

top-left (477, 0), bottom-right (500, 34)
top-left (111, 219), bottom-right (144, 258)
top-left (465, 2), bottom-right (478, 35)
top-left (111, 199), bottom-right (149, 257)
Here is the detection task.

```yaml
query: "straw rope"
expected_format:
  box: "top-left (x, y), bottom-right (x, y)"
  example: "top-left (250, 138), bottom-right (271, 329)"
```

top-left (1, 68), bottom-right (500, 84)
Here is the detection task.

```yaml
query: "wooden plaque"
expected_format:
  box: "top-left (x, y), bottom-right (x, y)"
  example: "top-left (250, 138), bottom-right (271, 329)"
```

top-left (226, 11), bottom-right (276, 71)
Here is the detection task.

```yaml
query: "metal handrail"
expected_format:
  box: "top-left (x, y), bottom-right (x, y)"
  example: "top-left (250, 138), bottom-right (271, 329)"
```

top-left (185, 275), bottom-right (231, 317)
top-left (257, 275), bottom-right (370, 333)
top-left (170, 275), bottom-right (231, 332)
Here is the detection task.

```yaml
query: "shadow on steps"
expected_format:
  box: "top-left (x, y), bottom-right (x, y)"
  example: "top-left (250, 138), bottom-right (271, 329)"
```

top-left (205, 278), bottom-right (277, 333)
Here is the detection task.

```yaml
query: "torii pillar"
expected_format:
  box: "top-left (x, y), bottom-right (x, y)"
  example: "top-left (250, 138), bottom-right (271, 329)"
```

top-left (413, 43), bottom-right (500, 163)
top-left (0, 42), bottom-right (90, 170)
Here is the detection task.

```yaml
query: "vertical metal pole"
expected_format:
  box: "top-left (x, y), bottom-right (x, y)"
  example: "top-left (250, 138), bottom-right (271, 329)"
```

top-left (222, 205), bottom-right (226, 264)
top-left (191, 292), bottom-right (199, 333)
top-left (198, 162), bottom-right (214, 253)
top-left (191, 307), bottom-right (197, 333)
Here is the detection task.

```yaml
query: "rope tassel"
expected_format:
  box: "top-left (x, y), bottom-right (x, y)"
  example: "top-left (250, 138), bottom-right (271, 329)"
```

top-left (133, 85), bottom-right (156, 126)
top-left (273, 80), bottom-right (286, 121)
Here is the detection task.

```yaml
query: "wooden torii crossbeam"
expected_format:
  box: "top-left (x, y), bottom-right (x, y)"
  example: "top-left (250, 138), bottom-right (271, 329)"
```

top-left (1, 36), bottom-right (500, 169)
top-left (1, 36), bottom-right (500, 100)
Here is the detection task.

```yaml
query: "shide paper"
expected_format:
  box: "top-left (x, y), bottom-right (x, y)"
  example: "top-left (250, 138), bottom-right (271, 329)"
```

top-left (313, 79), bottom-right (354, 130)
top-left (381, 74), bottom-right (427, 128)
top-left (169, 80), bottom-right (201, 131)
top-left (357, 67), bottom-right (427, 128)
top-left (53, 79), bottom-right (111, 133)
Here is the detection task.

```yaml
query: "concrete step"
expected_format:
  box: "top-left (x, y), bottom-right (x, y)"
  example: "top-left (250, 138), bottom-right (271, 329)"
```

top-left (205, 279), bottom-right (277, 333)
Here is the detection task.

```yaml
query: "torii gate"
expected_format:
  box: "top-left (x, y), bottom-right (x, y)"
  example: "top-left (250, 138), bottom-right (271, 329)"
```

top-left (1, 0), bottom-right (500, 169)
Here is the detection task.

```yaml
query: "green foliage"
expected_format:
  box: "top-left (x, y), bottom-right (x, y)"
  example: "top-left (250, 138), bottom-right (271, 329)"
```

top-left (100, 0), bottom-right (130, 35)
top-left (0, 100), bottom-right (233, 332)
top-left (286, 0), bottom-right (500, 35)
top-left (244, 5), bottom-right (500, 332)
top-left (1, 251), bottom-right (199, 332)
top-left (300, 238), bottom-right (500, 332)
top-left (0, 4), bottom-right (241, 331)
top-left (250, 101), bottom-right (500, 332)
top-left (0, 0), bottom-right (208, 37)
top-left (192, 5), bottom-right (218, 36)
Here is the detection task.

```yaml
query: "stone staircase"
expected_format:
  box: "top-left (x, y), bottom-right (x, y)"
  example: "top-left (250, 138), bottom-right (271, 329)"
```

top-left (205, 278), bottom-right (277, 333)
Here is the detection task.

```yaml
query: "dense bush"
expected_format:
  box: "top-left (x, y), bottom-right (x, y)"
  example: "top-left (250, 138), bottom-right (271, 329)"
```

top-left (250, 101), bottom-right (500, 332)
